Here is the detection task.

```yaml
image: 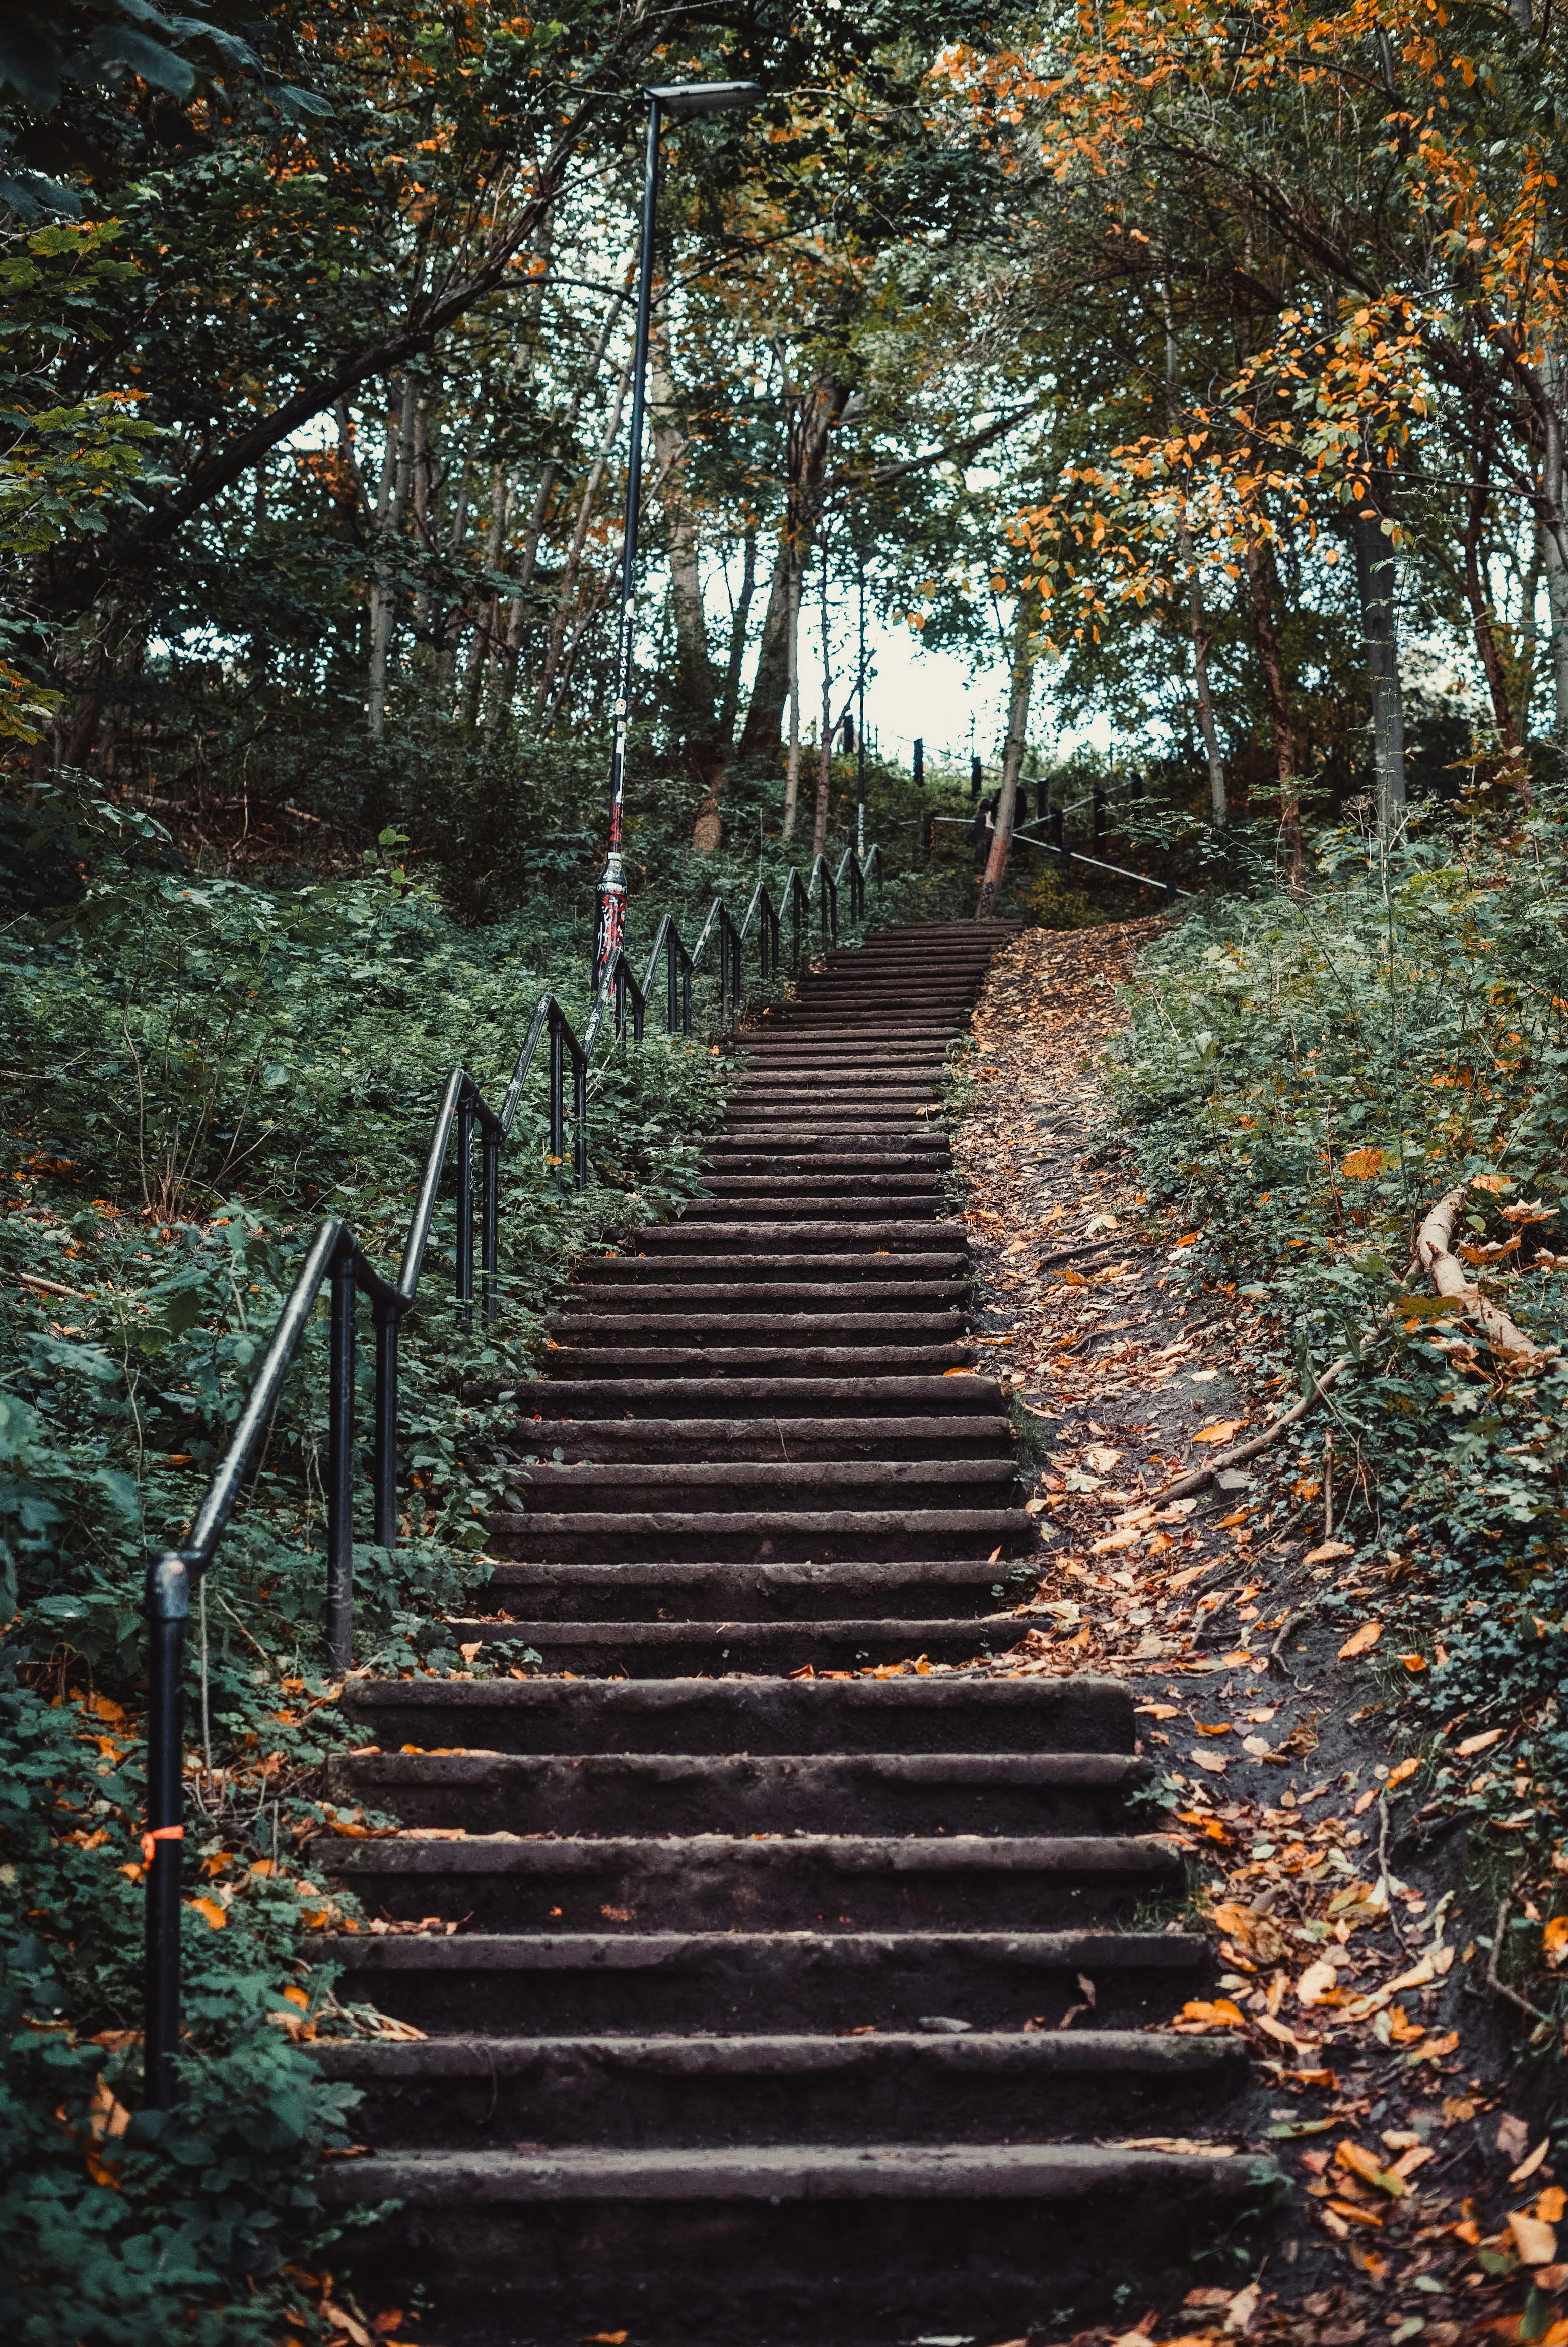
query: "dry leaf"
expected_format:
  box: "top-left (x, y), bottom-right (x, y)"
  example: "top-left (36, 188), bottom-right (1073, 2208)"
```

top-left (582, 2334), bottom-right (630, 2345)
top-left (1179, 1998), bottom-right (1247, 2028)
top-left (1538, 2188), bottom-right (1568, 2225)
top-left (1386, 1757), bottom-right (1420, 1788)
top-left (189, 1896), bottom-right (227, 1930)
top-left (1297, 1961), bottom-right (1338, 2007)
top-left (1303, 1539), bottom-right (1353, 1566)
top-left (1193, 1419), bottom-right (1243, 1446)
top-left (1509, 2211), bottom-right (1559, 2267)
top-left (1341, 1148), bottom-right (1394, 1178)
top-left (1458, 1727), bottom-right (1506, 1757)
top-left (320, 2303), bottom-right (372, 2347)
top-left (1337, 1621), bottom-right (1382, 1659)
top-left (458, 1642), bottom-right (482, 1664)
top-left (1498, 2112), bottom-right (1532, 2163)
top-left (1512, 2139), bottom-right (1552, 2185)
top-left (1224, 2282), bottom-right (1262, 2334)
top-left (1335, 2141), bottom-right (1406, 2198)
top-left (1543, 1916), bottom-right (1568, 1968)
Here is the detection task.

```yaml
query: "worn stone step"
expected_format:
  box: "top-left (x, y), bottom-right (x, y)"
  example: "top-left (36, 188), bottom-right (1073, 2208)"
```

top-left (696, 1173), bottom-right (945, 1194)
top-left (326, 1749), bottom-right (1146, 1837)
top-left (504, 1414), bottom-right (1011, 1463)
top-left (575, 1251), bottom-right (967, 1285)
top-left (341, 1670), bottom-right (1138, 1757)
top-left (314, 2138), bottom-right (1279, 2342)
top-left (497, 1457), bottom-right (1017, 1514)
top-left (443, 1615), bottom-right (1024, 1673)
top-left (322, 1829), bottom-right (1181, 1933)
top-left (553, 1312), bottom-right (968, 1346)
top-left (563, 1277), bottom-right (967, 1314)
top-left (631, 1219), bottom-right (966, 1252)
top-left (310, 2027), bottom-right (1243, 2150)
top-left (486, 1503), bottom-right (1033, 1563)
top-left (540, 1344), bottom-right (979, 1376)
top-left (484, 1553), bottom-right (1037, 1621)
top-left (320, 1922), bottom-right (1200, 2036)
top-left (505, 1374), bottom-right (1007, 1419)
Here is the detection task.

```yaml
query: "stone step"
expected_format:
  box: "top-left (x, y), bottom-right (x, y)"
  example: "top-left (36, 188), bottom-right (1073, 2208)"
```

top-left (575, 1252), bottom-right (968, 1284)
top-left (629, 1219), bottom-right (967, 1251)
top-left (313, 2139), bottom-right (1279, 2339)
top-left (482, 1552), bottom-right (1037, 1620)
top-left (540, 1344), bottom-right (980, 1376)
top-left (340, 1670), bottom-right (1137, 1756)
top-left (505, 1373), bottom-right (1007, 1418)
top-left (310, 2027), bottom-right (1244, 2149)
top-left (496, 1456), bottom-right (1018, 1513)
top-left (442, 1615), bottom-right (1024, 1673)
top-left (321, 1829), bottom-right (1182, 1933)
top-left (326, 1749), bottom-right (1147, 1837)
top-left (562, 1278), bottom-right (969, 1311)
top-left (502, 1413), bottom-right (1011, 1462)
top-left (552, 1311), bottom-right (968, 1345)
top-left (485, 1503), bottom-right (1034, 1563)
top-left (318, 1923), bottom-right (1202, 2035)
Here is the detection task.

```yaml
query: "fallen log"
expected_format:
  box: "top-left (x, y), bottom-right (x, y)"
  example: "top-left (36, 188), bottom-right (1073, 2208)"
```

top-left (1414, 1187), bottom-right (1546, 1368)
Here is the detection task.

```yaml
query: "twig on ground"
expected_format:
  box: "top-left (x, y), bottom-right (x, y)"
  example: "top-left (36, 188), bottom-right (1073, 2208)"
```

top-left (1485, 1875), bottom-right (1554, 2027)
top-left (1038, 1236), bottom-right (1129, 1270)
top-left (1378, 1795), bottom-right (1411, 1952)
top-left (19, 1271), bottom-right (94, 1301)
top-left (1415, 1188), bottom-right (1547, 1367)
top-left (1150, 1357), bottom-right (1354, 1503)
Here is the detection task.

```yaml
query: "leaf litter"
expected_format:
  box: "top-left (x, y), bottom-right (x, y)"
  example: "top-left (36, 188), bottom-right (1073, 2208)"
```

top-left (926, 923), bottom-right (1568, 2347)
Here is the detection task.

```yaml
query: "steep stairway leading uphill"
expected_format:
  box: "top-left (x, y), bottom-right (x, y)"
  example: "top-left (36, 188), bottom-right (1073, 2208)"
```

top-left (314, 922), bottom-right (1275, 2343)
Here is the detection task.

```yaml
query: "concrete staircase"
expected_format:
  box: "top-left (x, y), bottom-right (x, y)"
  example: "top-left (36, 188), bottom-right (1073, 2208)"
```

top-left (315, 922), bottom-right (1273, 2341)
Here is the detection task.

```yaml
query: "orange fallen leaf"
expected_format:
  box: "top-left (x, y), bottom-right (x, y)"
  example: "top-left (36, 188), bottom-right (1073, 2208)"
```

top-left (189, 1896), bottom-right (227, 1930)
top-left (1457, 1727), bottom-right (1506, 1757)
top-left (582, 2335), bottom-right (630, 2345)
top-left (1508, 2211), bottom-right (1558, 2266)
top-left (1400, 1653), bottom-right (1428, 1673)
top-left (1512, 2139), bottom-right (1552, 2184)
top-left (1341, 1147), bottom-right (1394, 1178)
top-left (1336, 2141), bottom-right (1406, 2198)
top-left (1180, 1998), bottom-right (1247, 2028)
top-left (1297, 1961), bottom-right (1338, 2007)
top-left (1537, 2188), bottom-right (1567, 2225)
top-left (1303, 1539), bottom-right (1353, 1566)
top-left (1193, 1419), bottom-right (1243, 1446)
top-left (1338, 1621), bottom-right (1382, 1659)
top-left (1386, 1757), bottom-right (1420, 1788)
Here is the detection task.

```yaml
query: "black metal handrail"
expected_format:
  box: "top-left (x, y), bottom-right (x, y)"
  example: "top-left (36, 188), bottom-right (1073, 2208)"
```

top-left (137, 842), bottom-right (884, 2109)
top-left (930, 813), bottom-right (1193, 901)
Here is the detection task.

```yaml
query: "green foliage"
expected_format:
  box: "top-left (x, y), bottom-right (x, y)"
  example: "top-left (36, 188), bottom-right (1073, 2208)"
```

top-left (1113, 780), bottom-right (1568, 1870)
top-left (0, 824), bottom-right (738, 2336)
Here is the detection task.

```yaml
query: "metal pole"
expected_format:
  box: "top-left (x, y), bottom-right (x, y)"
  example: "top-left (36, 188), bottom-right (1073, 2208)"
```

top-left (480, 1125), bottom-right (500, 1324)
top-left (455, 1087), bottom-right (474, 1326)
top-left (326, 1242), bottom-right (356, 1672)
top-left (594, 94), bottom-right (662, 994)
top-left (913, 736), bottom-right (923, 789)
top-left (856, 549), bottom-right (866, 858)
top-left (142, 1549), bottom-right (189, 2110)
top-left (373, 1300), bottom-right (399, 1545)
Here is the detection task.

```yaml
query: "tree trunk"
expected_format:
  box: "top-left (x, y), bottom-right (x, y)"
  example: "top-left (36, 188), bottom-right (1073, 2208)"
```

top-left (648, 336), bottom-right (726, 848)
top-left (719, 526), bottom-right (757, 747)
top-left (460, 461), bottom-right (510, 726)
top-left (367, 376), bottom-right (416, 741)
top-left (1161, 271), bottom-right (1226, 824)
top-left (977, 588), bottom-right (1041, 917)
top-left (537, 345), bottom-right (634, 716)
top-left (1350, 453), bottom-right (1406, 832)
top-left (738, 377), bottom-right (852, 763)
top-left (1461, 423), bottom-right (1519, 751)
top-left (782, 554), bottom-right (803, 840)
top-left (1241, 528), bottom-right (1303, 893)
top-left (812, 545), bottom-right (833, 858)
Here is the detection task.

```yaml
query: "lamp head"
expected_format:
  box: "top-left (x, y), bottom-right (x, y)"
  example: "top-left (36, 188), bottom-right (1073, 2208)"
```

top-left (646, 79), bottom-right (763, 118)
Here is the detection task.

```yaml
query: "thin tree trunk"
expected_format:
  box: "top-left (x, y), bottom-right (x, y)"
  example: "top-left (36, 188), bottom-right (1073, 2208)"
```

top-left (719, 525), bottom-right (757, 747)
top-left (977, 587), bottom-right (1041, 918)
top-left (1461, 423), bottom-right (1520, 751)
top-left (813, 544), bottom-right (833, 859)
top-left (536, 344), bottom-right (634, 715)
top-left (460, 461), bottom-right (510, 726)
top-left (739, 377), bottom-right (852, 762)
top-left (1161, 270), bottom-right (1226, 824)
top-left (367, 376), bottom-right (415, 740)
top-left (1350, 449), bottom-right (1406, 833)
top-left (782, 554), bottom-right (802, 839)
top-left (1241, 528), bottom-right (1303, 894)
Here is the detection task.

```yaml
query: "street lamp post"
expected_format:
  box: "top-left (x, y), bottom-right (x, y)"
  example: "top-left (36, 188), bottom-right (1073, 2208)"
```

top-left (593, 78), bottom-right (762, 996)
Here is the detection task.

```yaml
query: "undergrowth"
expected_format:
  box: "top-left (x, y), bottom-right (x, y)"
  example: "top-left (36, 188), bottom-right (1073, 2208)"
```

top-left (1113, 774), bottom-right (1568, 2057)
top-left (0, 789), bottom-right (749, 2341)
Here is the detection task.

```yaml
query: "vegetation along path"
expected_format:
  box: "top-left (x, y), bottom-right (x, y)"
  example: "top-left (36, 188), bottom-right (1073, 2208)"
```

top-left (308, 921), bottom-right (1279, 2343)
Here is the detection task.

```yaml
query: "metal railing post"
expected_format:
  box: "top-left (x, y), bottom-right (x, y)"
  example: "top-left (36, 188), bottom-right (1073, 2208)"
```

top-left (573, 1041), bottom-right (588, 1189)
top-left (549, 1005), bottom-right (566, 1184)
top-left (455, 1087), bottom-right (474, 1325)
top-left (142, 1549), bottom-right (189, 2111)
top-left (326, 1242), bottom-right (356, 1672)
top-left (480, 1124), bottom-right (500, 1324)
top-left (372, 1298), bottom-right (399, 1545)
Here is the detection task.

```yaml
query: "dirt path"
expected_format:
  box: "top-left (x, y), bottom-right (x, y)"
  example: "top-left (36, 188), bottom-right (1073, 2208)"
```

top-left (953, 923), bottom-right (1562, 2347)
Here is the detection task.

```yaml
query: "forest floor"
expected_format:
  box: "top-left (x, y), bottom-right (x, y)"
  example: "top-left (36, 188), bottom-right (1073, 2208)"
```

top-left (949, 920), bottom-right (1565, 2347)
